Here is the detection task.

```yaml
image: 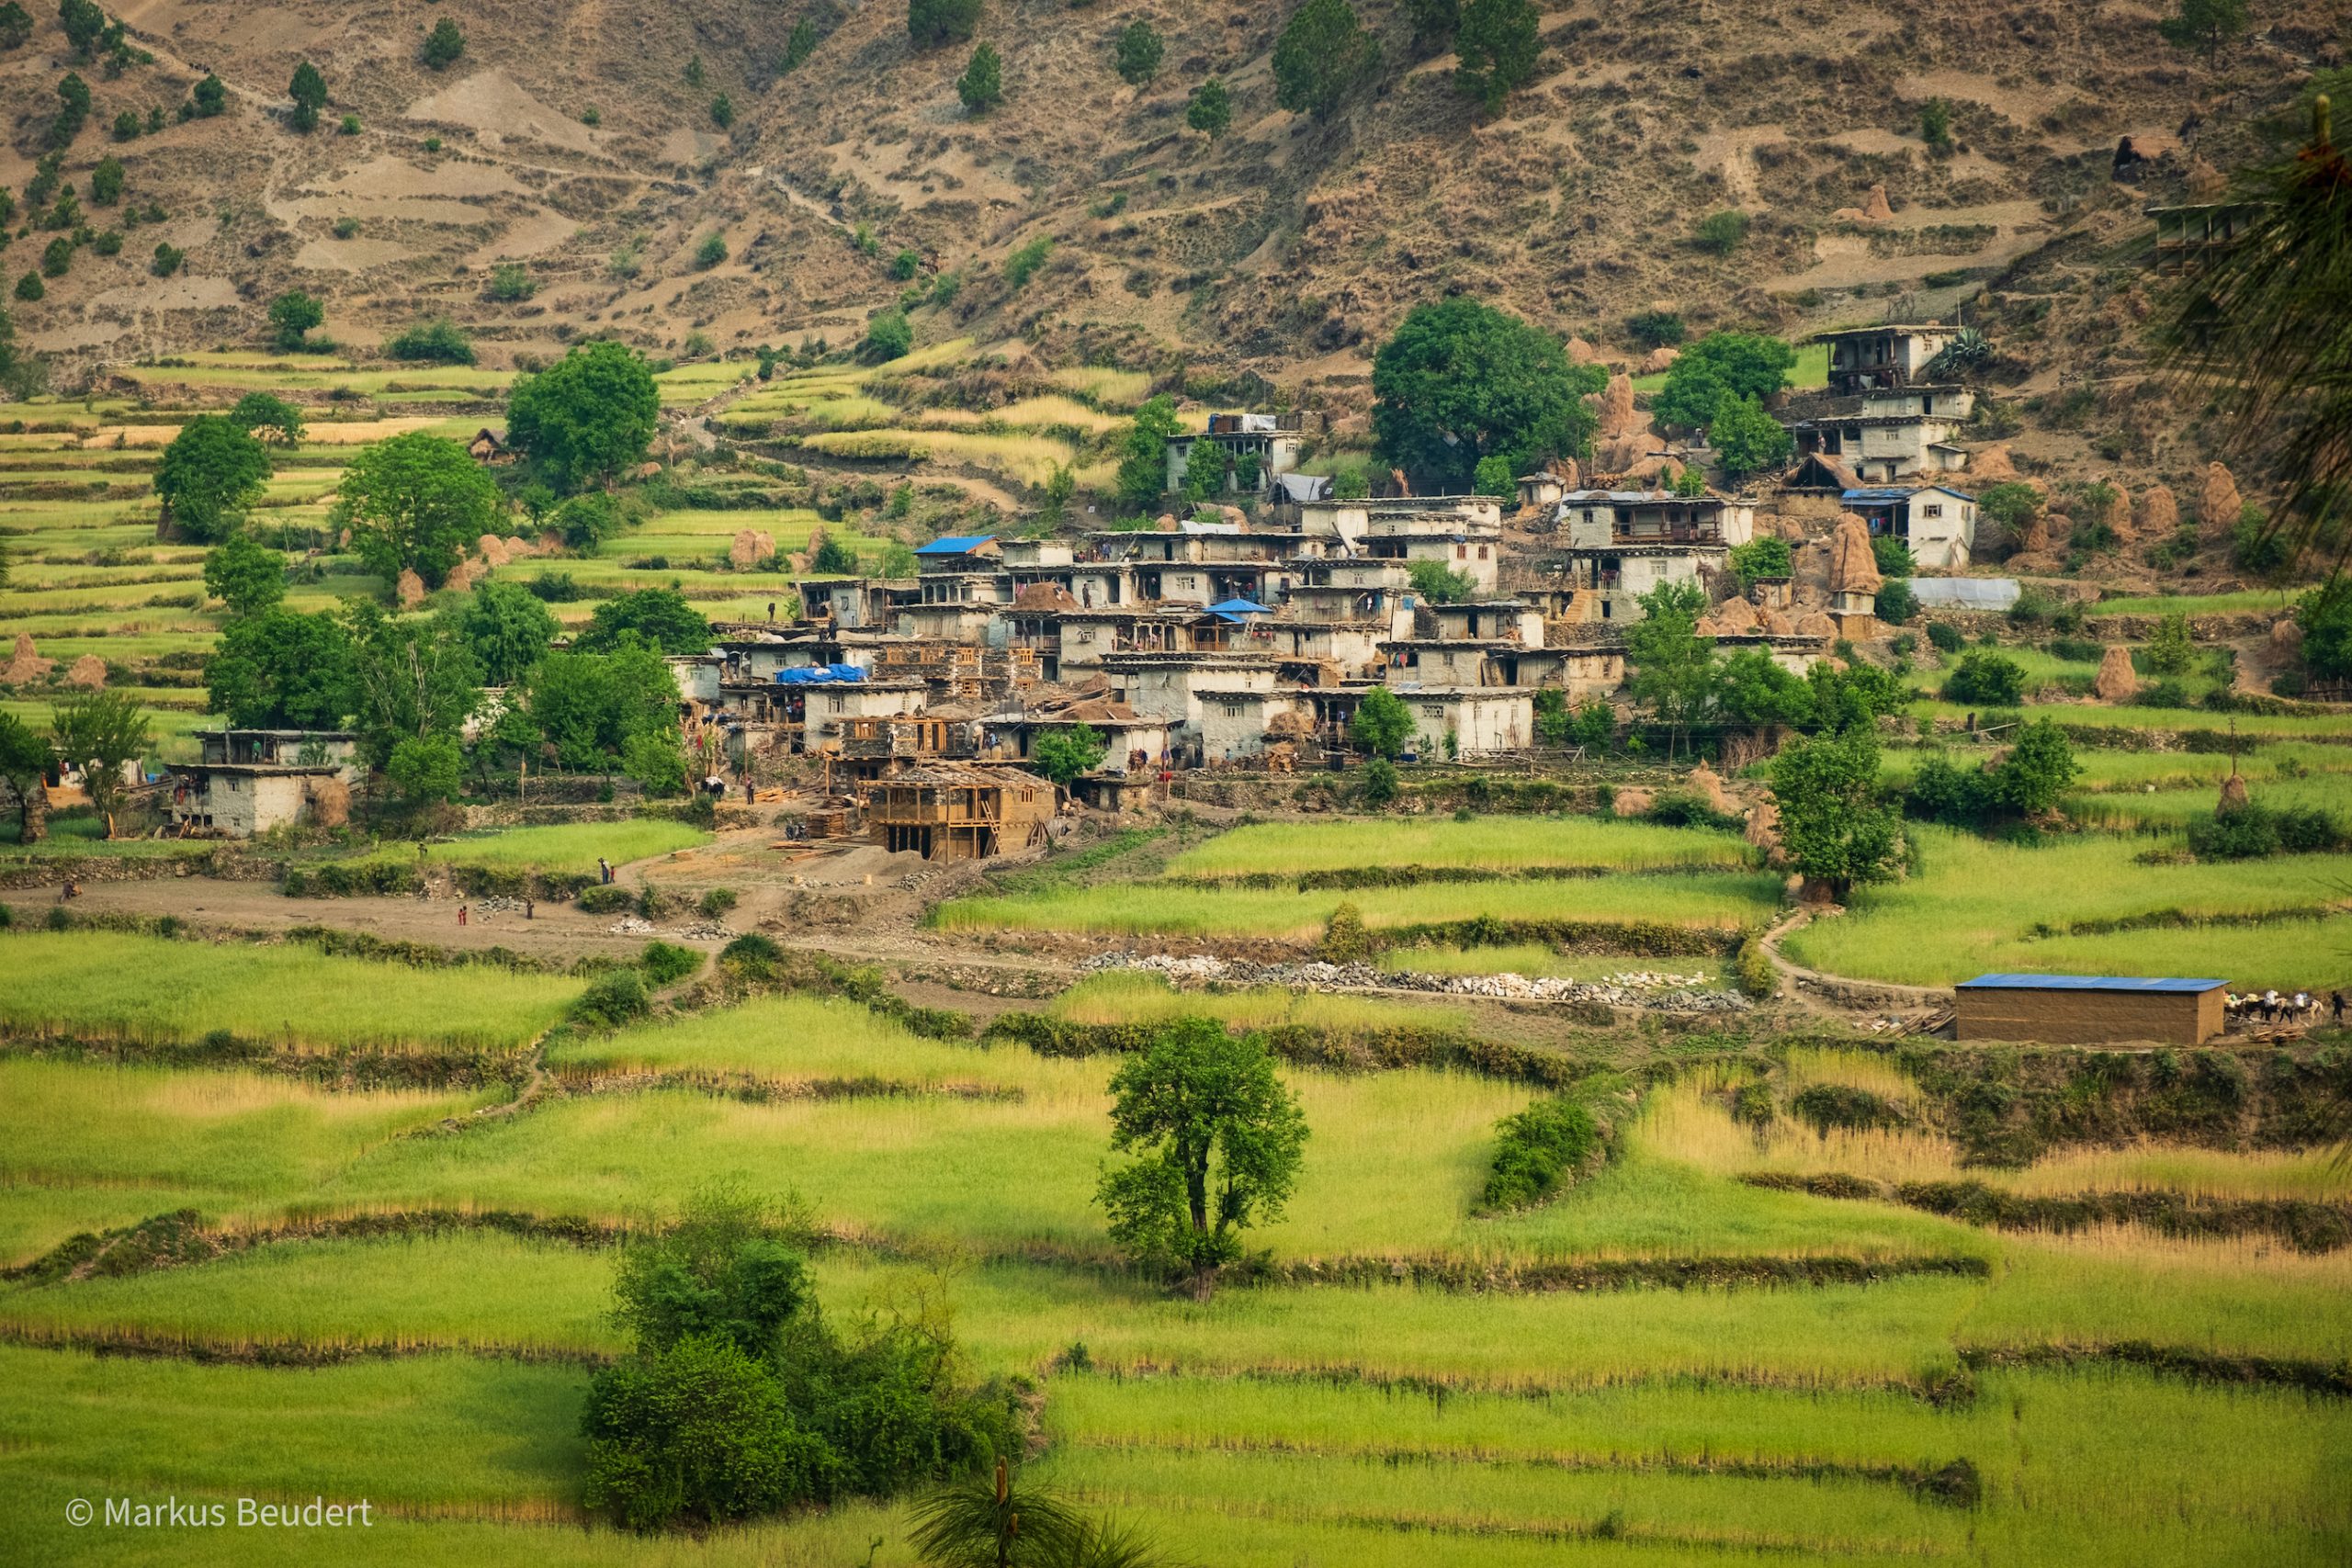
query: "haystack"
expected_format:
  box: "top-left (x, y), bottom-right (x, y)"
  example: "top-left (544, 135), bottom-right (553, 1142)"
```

top-left (444, 557), bottom-right (481, 593)
top-left (1744, 798), bottom-right (1783, 862)
top-left (476, 534), bottom-right (512, 567)
top-left (1596, 370), bottom-right (1639, 437)
top-left (1565, 335), bottom-right (1600, 365)
top-left (2135, 484), bottom-right (2178, 537)
top-left (1969, 444), bottom-right (2019, 481)
top-left (2269, 618), bottom-right (2304, 663)
top-left (63, 655), bottom-right (107, 688)
top-left (1612, 786), bottom-right (1654, 817)
top-left (729, 529), bottom-right (776, 568)
top-left (1713, 595), bottom-right (1759, 632)
top-left (2218, 773), bottom-right (2251, 812)
top-left (2, 633), bottom-right (52, 685)
top-left (1686, 762), bottom-right (1732, 815)
top-left (2092, 645), bottom-right (2139, 703)
top-left (1794, 611), bottom-right (1838, 637)
top-left (396, 569), bottom-right (427, 607)
top-left (2199, 462), bottom-right (2243, 540)
top-left (1827, 514), bottom-right (1882, 594)
top-left (305, 776), bottom-right (352, 829)
top-left (1637, 345), bottom-right (1680, 376)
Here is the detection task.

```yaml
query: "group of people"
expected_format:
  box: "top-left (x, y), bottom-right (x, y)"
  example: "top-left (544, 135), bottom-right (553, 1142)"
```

top-left (2227, 989), bottom-right (2345, 1028)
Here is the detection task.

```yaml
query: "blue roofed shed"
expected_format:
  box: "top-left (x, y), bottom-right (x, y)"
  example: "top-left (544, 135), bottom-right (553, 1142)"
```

top-left (1954, 973), bottom-right (2228, 1044)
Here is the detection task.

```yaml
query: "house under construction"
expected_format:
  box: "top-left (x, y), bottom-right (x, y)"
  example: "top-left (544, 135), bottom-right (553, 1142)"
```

top-left (869, 763), bottom-right (1057, 861)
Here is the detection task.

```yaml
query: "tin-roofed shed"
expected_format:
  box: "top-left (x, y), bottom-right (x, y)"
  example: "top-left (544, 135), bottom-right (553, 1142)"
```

top-left (1954, 974), bottom-right (2228, 1044)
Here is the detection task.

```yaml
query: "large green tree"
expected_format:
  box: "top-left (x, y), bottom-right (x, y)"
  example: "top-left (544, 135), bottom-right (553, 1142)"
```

top-left (267, 289), bottom-right (322, 349)
top-left (228, 390), bottom-right (304, 446)
top-left (1372, 298), bottom-right (1602, 493)
top-left (1348, 685), bottom-right (1415, 758)
top-left (1096, 1017), bottom-right (1308, 1295)
top-left (0, 711), bottom-right (51, 844)
top-left (1272, 0), bottom-right (1379, 122)
top-left (514, 637), bottom-right (679, 772)
top-left (504, 340), bottom-right (662, 494)
top-left (200, 531), bottom-right (288, 617)
top-left (288, 61), bottom-right (326, 132)
top-left (1625, 580), bottom-right (1713, 759)
top-left (1032, 721), bottom-right (1106, 786)
top-left (458, 579), bottom-right (560, 687)
top-left (1454, 0), bottom-right (1541, 113)
top-left (51, 689), bottom-right (149, 838)
top-left (2157, 0), bottom-right (2247, 60)
top-left (1651, 332), bottom-right (1798, 434)
top-left (343, 601), bottom-right (481, 770)
top-left (337, 430), bottom-right (503, 592)
top-left (153, 414), bottom-right (271, 541)
top-left (1707, 394), bottom-right (1794, 479)
top-left (1769, 727), bottom-right (1905, 902)
top-left (1114, 393), bottom-right (1182, 512)
top-left (206, 608), bottom-right (356, 730)
top-left (574, 586), bottom-right (711, 656)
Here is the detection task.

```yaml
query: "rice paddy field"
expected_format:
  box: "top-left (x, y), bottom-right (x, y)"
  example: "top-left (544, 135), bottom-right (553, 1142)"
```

top-left (2, 931), bottom-right (2345, 1566)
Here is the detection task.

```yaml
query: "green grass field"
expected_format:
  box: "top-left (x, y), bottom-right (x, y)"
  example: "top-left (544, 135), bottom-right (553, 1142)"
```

top-left (1167, 818), bottom-right (1755, 879)
top-left (330, 820), bottom-right (711, 879)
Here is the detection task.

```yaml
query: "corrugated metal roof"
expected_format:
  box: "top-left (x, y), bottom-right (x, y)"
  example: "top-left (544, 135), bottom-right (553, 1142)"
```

top-left (915, 534), bottom-right (995, 555)
top-left (1957, 974), bottom-right (2226, 993)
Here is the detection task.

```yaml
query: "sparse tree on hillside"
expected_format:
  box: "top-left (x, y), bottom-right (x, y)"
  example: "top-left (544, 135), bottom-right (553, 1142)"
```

top-left (1403, 0), bottom-right (1459, 46)
top-left (862, 306), bottom-right (912, 362)
top-left (0, 304), bottom-right (44, 400)
top-left (1708, 394), bottom-right (1793, 479)
top-left (1096, 1017), bottom-right (1307, 1296)
top-left (189, 72), bottom-right (226, 118)
top-left (50, 689), bottom-right (149, 839)
top-left (1185, 75), bottom-right (1231, 138)
top-left (2157, 0), bottom-right (2248, 61)
top-left (1694, 209), bottom-right (1749, 254)
top-left (266, 289), bottom-right (322, 349)
top-left (59, 0), bottom-right (104, 60)
top-left (338, 430), bottom-right (504, 592)
top-left (907, 0), bottom-right (980, 48)
top-left (422, 17), bottom-right (465, 69)
top-left (1115, 19), bottom-right (1163, 85)
top-left (89, 153), bottom-right (121, 204)
top-left (1272, 0), bottom-right (1378, 122)
top-left (1453, 0), bottom-right (1540, 115)
top-left (288, 61), bottom-right (327, 132)
top-left (505, 340), bottom-right (662, 494)
top-left (956, 41), bottom-right (1001, 113)
top-left (0, 2), bottom-right (34, 52)
top-left (1919, 96), bottom-right (1953, 149)
top-left (709, 92), bottom-right (734, 128)
top-left (154, 415), bottom-right (271, 541)
top-left (1115, 393), bottom-right (1182, 511)
top-left (1371, 297), bottom-right (1602, 493)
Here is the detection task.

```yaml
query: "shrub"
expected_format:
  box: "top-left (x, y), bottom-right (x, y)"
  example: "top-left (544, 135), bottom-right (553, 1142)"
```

top-left (1185, 76), bottom-right (1232, 138)
top-left (487, 263), bottom-right (536, 301)
top-left (1734, 936), bottom-right (1774, 999)
top-left (908, 0), bottom-right (981, 47)
top-left (1481, 1087), bottom-right (1611, 1209)
top-left (1317, 900), bottom-right (1377, 962)
top-left (640, 941), bottom-right (702, 987)
top-left (333, 217), bottom-right (358, 239)
top-left (576, 884), bottom-right (635, 914)
top-left (338, 113), bottom-right (360, 135)
top-left (694, 232), bottom-right (729, 269)
top-left (956, 41), bottom-right (1002, 113)
top-left (697, 888), bottom-right (738, 919)
top-left (383, 318), bottom-right (475, 365)
top-left (13, 272), bottom-right (41, 301)
top-left (1790, 1083), bottom-right (1902, 1134)
top-left (2188, 802), bottom-right (2343, 860)
top-left (1354, 757), bottom-right (1398, 807)
top-left (1726, 536), bottom-right (1791, 592)
top-left (1875, 578), bottom-right (1918, 625)
top-left (1920, 96), bottom-right (1953, 148)
top-left (1943, 650), bottom-right (2025, 705)
top-left (573, 967), bottom-right (650, 1027)
top-left (1925, 620), bottom-right (1963, 653)
top-left (888, 248), bottom-right (920, 281)
top-left (422, 17), bottom-right (465, 69)
top-left (1626, 309), bottom-right (1685, 348)
top-left (861, 307), bottom-right (912, 363)
top-left (1115, 19), bottom-right (1163, 84)
top-left (1694, 209), bottom-right (1748, 254)
top-left (710, 93), bottom-right (734, 128)
top-left (2007, 587), bottom-right (2059, 626)
top-left (1002, 234), bottom-right (1053, 288)
top-left (40, 237), bottom-right (73, 277)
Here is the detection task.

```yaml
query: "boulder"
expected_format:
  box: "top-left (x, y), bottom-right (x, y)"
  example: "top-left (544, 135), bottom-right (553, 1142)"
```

top-left (63, 655), bottom-right (107, 688)
top-left (2092, 644), bottom-right (2139, 703)
top-left (1827, 513), bottom-right (1882, 594)
top-left (2135, 483), bottom-right (2179, 538)
top-left (396, 569), bottom-right (426, 607)
top-left (2199, 462), bottom-right (2243, 540)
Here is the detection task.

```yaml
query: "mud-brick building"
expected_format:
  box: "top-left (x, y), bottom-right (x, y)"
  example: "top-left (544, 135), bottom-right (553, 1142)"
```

top-left (869, 763), bottom-right (1057, 861)
top-left (1954, 974), bottom-right (2228, 1045)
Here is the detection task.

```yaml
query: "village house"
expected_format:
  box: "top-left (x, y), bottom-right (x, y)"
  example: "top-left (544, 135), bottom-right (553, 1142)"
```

top-left (1281, 558), bottom-right (1417, 637)
top-left (2143, 201), bottom-right (2260, 276)
top-left (1358, 504), bottom-right (1507, 593)
top-left (1099, 651), bottom-right (1282, 761)
top-left (868, 762), bottom-right (1057, 861)
top-left (836, 713), bottom-right (978, 782)
top-left (1545, 490), bottom-right (1755, 623)
top-left (1195, 687), bottom-right (1315, 764)
top-left (983, 697), bottom-right (1175, 777)
top-left (1839, 484), bottom-right (1979, 570)
top-left (1388, 686), bottom-right (1537, 761)
top-left (1787, 384), bottom-right (1974, 485)
top-left (1163, 412), bottom-right (1319, 497)
top-left (166, 729), bottom-right (363, 838)
top-left (1814, 324), bottom-right (1962, 395)
top-left (1297, 494), bottom-right (1505, 553)
top-left (796, 578), bottom-right (918, 630)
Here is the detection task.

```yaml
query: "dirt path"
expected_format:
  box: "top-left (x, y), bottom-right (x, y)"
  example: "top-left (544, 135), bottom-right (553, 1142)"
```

top-left (1760, 907), bottom-right (1951, 1016)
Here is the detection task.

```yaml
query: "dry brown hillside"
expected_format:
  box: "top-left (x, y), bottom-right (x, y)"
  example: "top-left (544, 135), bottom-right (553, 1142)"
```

top-left (6, 0), bottom-right (2345, 422)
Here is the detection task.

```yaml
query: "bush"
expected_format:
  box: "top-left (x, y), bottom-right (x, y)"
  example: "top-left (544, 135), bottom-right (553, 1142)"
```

top-left (1317, 901), bottom-right (1376, 963)
top-left (1114, 19), bottom-right (1163, 84)
top-left (861, 308), bottom-right (911, 363)
top-left (908, 0), bottom-right (981, 47)
top-left (1790, 1083), bottom-right (1902, 1134)
top-left (1481, 1089), bottom-right (1609, 1209)
top-left (697, 888), bottom-right (739, 919)
top-left (1943, 651), bottom-right (2025, 705)
top-left (1355, 758), bottom-right (1398, 807)
top-left (956, 41), bottom-right (1001, 113)
top-left (2188, 802), bottom-right (2343, 860)
top-left (422, 17), bottom-right (465, 68)
top-left (1734, 936), bottom-right (1774, 999)
top-left (576, 885), bottom-right (635, 914)
top-left (383, 318), bottom-right (475, 365)
top-left (640, 941), bottom-right (703, 987)
top-left (1925, 620), bottom-right (1962, 653)
top-left (1002, 234), bottom-right (1052, 288)
top-left (573, 967), bottom-right (650, 1027)
top-left (1875, 578), bottom-right (1918, 625)
top-left (694, 232), bottom-right (729, 269)
top-left (488, 264), bottom-right (537, 302)
top-left (2007, 587), bottom-right (2059, 626)
top-left (1625, 309), bottom-right (1685, 348)
top-left (1694, 209), bottom-right (1748, 254)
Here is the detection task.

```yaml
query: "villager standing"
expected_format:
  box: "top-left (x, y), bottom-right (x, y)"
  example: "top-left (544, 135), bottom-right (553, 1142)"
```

top-left (457, 905), bottom-right (469, 927)
top-left (2332, 991), bottom-right (2345, 1024)
top-left (525, 897), bottom-right (535, 921)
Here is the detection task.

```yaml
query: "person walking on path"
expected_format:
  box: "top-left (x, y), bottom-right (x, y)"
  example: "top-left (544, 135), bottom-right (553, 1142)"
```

top-left (457, 905), bottom-right (469, 927)
top-left (598, 857), bottom-right (613, 886)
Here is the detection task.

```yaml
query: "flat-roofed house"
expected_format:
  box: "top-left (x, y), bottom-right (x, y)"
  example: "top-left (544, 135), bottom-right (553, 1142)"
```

top-left (1955, 974), bottom-right (2228, 1045)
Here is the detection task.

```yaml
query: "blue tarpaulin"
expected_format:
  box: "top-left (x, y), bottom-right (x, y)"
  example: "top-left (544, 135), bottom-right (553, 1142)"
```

top-left (914, 535), bottom-right (995, 556)
top-left (774, 664), bottom-right (866, 684)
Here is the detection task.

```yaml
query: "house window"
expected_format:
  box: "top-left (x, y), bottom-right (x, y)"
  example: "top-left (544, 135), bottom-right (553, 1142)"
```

top-left (1476, 545), bottom-right (1489, 559)
top-left (1922, 503), bottom-right (1943, 518)
top-left (828, 695), bottom-right (848, 714)
top-left (1454, 545), bottom-right (1467, 559)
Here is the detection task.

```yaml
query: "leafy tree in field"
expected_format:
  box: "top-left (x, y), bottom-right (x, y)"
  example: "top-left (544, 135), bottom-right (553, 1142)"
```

top-left (343, 601), bottom-right (481, 769)
top-left (1973, 480), bottom-right (2041, 553)
top-left (1770, 728), bottom-right (1903, 900)
top-left (458, 579), bottom-right (559, 686)
top-left (505, 340), bottom-right (662, 493)
top-left (89, 153), bottom-right (122, 204)
top-left (0, 1), bottom-right (33, 51)
top-left (1272, 0), bottom-right (1379, 122)
top-left (229, 391), bottom-right (305, 446)
top-left (2143, 613), bottom-right (2196, 676)
top-left (1096, 1018), bottom-right (1308, 1295)
top-left (2158, 0), bottom-right (2247, 60)
top-left (422, 17), bottom-right (464, 68)
top-left (1372, 297), bottom-right (1602, 493)
top-left (1626, 580), bottom-right (1713, 758)
top-left (59, 0), bottom-right (104, 59)
top-left (1992, 718), bottom-right (2077, 816)
top-left (956, 41), bottom-right (1001, 112)
top-left (1114, 393), bottom-right (1182, 511)
top-left (1943, 649), bottom-right (2025, 706)
top-left (50, 690), bottom-right (149, 839)
top-left (206, 608), bottom-right (356, 730)
top-left (1473, 453), bottom-right (1515, 497)
top-left (0, 304), bottom-right (44, 400)
top-left (1725, 536), bottom-right (1791, 592)
top-left (1115, 19), bottom-right (1163, 85)
top-left (267, 290), bottom-right (323, 349)
top-left (551, 491), bottom-right (626, 549)
top-left (189, 72), bottom-right (226, 117)
top-left (621, 728), bottom-right (687, 796)
top-left (1454, 0), bottom-right (1540, 114)
top-left (154, 415), bottom-right (271, 541)
top-left (514, 639), bottom-right (678, 773)
top-left (201, 531), bottom-right (287, 617)
top-left (0, 712), bottom-right (53, 845)
top-left (1804, 661), bottom-right (1906, 735)
top-left (387, 733), bottom-right (462, 803)
top-left (861, 306), bottom-right (912, 363)
top-left (338, 430), bottom-right (503, 591)
top-left (1650, 331), bottom-right (1796, 434)
top-left (574, 585), bottom-right (711, 655)
top-left (1349, 685), bottom-right (1415, 758)
top-left (1185, 75), bottom-right (1231, 138)
top-left (2297, 580), bottom-right (2352, 682)
top-left (1407, 558), bottom-right (1474, 604)
top-left (1032, 721), bottom-right (1106, 786)
top-left (808, 536), bottom-right (860, 574)
top-left (1713, 647), bottom-right (1813, 735)
top-left (1875, 577), bottom-right (1918, 625)
top-left (907, 0), bottom-right (980, 48)
top-left (487, 263), bottom-right (537, 302)
top-left (1356, 756), bottom-right (1398, 805)
top-left (1708, 394), bottom-right (1793, 479)
top-left (288, 61), bottom-right (327, 132)
top-left (384, 318), bottom-right (475, 365)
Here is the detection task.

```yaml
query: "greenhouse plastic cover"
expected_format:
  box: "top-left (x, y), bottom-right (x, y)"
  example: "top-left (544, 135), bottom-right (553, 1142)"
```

top-left (1908, 578), bottom-right (2019, 610)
